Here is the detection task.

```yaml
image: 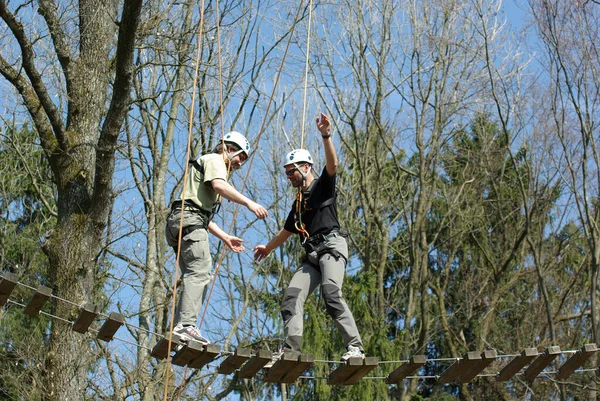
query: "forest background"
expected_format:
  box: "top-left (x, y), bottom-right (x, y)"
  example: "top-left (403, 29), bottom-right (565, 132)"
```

top-left (1, 0), bottom-right (599, 400)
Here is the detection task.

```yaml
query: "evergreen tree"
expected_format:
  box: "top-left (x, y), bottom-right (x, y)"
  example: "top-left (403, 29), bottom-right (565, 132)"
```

top-left (0, 125), bottom-right (55, 399)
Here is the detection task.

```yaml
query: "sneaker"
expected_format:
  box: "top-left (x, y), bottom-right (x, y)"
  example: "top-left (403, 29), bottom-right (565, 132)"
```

top-left (341, 345), bottom-right (365, 362)
top-left (263, 349), bottom-right (284, 369)
top-left (173, 324), bottom-right (210, 345)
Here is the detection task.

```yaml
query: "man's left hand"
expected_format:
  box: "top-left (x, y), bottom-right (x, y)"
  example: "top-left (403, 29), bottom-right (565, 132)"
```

top-left (225, 235), bottom-right (245, 253)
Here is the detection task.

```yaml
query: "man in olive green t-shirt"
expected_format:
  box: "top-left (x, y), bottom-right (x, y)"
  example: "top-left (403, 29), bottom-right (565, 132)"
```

top-left (165, 131), bottom-right (268, 344)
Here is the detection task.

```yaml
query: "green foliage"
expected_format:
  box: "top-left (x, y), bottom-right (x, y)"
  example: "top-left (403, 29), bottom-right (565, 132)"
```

top-left (0, 124), bottom-right (56, 399)
top-left (247, 109), bottom-right (591, 400)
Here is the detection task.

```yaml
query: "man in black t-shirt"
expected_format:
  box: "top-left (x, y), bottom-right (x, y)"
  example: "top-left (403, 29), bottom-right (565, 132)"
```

top-left (254, 113), bottom-right (365, 363)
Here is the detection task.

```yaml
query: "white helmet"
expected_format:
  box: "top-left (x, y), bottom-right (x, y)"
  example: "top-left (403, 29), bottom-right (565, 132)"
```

top-left (284, 149), bottom-right (313, 167)
top-left (223, 131), bottom-right (250, 157)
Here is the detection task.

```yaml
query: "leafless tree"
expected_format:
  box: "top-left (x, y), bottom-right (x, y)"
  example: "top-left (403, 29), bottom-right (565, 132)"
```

top-left (529, 0), bottom-right (600, 398)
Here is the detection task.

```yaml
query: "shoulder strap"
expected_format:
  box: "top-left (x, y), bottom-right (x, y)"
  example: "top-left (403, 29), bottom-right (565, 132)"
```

top-left (189, 157), bottom-right (204, 174)
top-left (303, 183), bottom-right (336, 209)
top-left (318, 196), bottom-right (336, 209)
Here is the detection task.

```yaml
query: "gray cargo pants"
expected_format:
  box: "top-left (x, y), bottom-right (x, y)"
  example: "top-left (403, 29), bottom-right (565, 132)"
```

top-left (165, 206), bottom-right (211, 327)
top-left (280, 232), bottom-right (364, 352)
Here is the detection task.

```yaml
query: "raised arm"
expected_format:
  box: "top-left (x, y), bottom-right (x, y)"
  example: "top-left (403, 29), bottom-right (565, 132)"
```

top-left (316, 113), bottom-right (337, 177)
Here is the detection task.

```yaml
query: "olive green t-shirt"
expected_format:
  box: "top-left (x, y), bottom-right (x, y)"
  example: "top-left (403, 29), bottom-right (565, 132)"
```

top-left (177, 153), bottom-right (229, 213)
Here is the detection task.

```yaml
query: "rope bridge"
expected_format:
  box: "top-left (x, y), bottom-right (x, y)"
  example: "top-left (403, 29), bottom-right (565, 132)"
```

top-left (1, 272), bottom-right (597, 386)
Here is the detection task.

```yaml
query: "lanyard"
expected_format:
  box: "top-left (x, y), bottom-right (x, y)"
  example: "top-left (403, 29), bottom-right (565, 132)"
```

top-left (294, 189), bottom-right (310, 242)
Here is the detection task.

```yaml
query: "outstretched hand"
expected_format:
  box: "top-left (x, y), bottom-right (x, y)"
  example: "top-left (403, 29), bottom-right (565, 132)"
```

top-left (253, 244), bottom-right (270, 262)
top-left (316, 113), bottom-right (331, 136)
top-left (225, 235), bottom-right (245, 253)
top-left (248, 201), bottom-right (268, 219)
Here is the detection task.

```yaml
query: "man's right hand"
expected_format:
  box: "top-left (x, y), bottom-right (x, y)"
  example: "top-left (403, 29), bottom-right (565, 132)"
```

top-left (248, 201), bottom-right (268, 219)
top-left (253, 245), bottom-right (270, 262)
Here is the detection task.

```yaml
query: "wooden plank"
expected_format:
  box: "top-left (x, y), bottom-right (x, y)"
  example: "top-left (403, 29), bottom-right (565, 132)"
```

top-left (328, 357), bottom-right (364, 385)
top-left (457, 350), bottom-right (497, 383)
top-left (72, 303), bottom-right (99, 334)
top-left (97, 312), bottom-right (125, 342)
top-left (522, 346), bottom-right (561, 382)
top-left (438, 351), bottom-right (480, 384)
top-left (24, 285), bottom-right (52, 316)
top-left (497, 348), bottom-right (538, 382)
top-left (238, 349), bottom-right (271, 378)
top-left (264, 351), bottom-right (301, 383)
top-left (280, 353), bottom-right (314, 383)
top-left (387, 355), bottom-right (427, 384)
top-left (150, 333), bottom-right (184, 360)
top-left (0, 272), bottom-right (18, 307)
top-left (556, 344), bottom-right (597, 379)
top-left (343, 357), bottom-right (379, 385)
top-left (218, 347), bottom-right (252, 374)
top-left (172, 340), bottom-right (205, 367)
top-left (188, 344), bottom-right (221, 369)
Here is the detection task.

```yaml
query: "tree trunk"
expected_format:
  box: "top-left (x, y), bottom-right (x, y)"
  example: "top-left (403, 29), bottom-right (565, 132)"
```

top-left (18, 0), bottom-right (143, 397)
top-left (43, 218), bottom-right (100, 398)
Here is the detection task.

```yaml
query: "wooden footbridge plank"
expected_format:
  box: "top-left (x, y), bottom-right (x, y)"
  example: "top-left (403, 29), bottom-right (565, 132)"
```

top-left (387, 355), bottom-right (427, 384)
top-left (188, 344), bottom-right (221, 369)
top-left (438, 351), bottom-right (481, 384)
top-left (456, 350), bottom-right (497, 383)
top-left (0, 272), bottom-right (18, 307)
top-left (218, 347), bottom-right (252, 374)
top-left (264, 351), bottom-right (301, 383)
top-left (329, 357), bottom-right (379, 385)
top-left (151, 333), bottom-right (184, 360)
top-left (329, 357), bottom-right (365, 385)
top-left (343, 357), bottom-right (379, 385)
top-left (72, 303), bottom-right (98, 334)
top-left (172, 340), bottom-right (205, 366)
top-left (522, 346), bottom-right (561, 382)
top-left (556, 344), bottom-right (597, 379)
top-left (497, 348), bottom-right (538, 382)
top-left (97, 312), bottom-right (125, 342)
top-left (238, 349), bottom-right (271, 378)
top-left (24, 285), bottom-right (52, 316)
top-left (280, 353), bottom-right (314, 383)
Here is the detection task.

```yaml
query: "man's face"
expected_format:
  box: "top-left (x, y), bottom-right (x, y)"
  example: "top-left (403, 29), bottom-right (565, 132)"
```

top-left (227, 146), bottom-right (247, 170)
top-left (285, 163), bottom-right (307, 187)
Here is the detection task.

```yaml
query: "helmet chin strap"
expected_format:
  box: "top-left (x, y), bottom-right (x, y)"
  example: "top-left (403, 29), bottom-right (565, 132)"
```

top-left (227, 149), bottom-right (243, 159)
top-left (225, 149), bottom-right (246, 167)
top-left (294, 163), bottom-right (310, 187)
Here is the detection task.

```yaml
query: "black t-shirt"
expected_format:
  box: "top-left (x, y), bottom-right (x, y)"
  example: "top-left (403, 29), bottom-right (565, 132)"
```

top-left (284, 167), bottom-right (340, 237)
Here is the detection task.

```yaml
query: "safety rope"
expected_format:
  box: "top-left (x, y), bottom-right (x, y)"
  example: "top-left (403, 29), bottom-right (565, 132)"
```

top-left (193, 0), bottom-right (310, 355)
top-left (198, 0), bottom-right (227, 334)
top-left (163, 0), bottom-right (209, 398)
top-left (294, 190), bottom-right (310, 240)
top-left (295, 0), bottom-right (314, 244)
top-left (171, 0), bottom-right (232, 397)
top-left (299, 0), bottom-right (314, 150)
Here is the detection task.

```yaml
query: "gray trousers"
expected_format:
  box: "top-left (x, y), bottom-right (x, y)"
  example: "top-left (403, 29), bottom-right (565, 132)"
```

top-left (281, 233), bottom-right (363, 352)
top-left (165, 208), bottom-right (212, 327)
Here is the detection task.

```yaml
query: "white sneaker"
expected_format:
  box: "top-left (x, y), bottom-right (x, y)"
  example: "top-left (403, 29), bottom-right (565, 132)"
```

top-left (173, 324), bottom-right (210, 345)
top-left (264, 349), bottom-right (284, 369)
top-left (341, 345), bottom-right (364, 362)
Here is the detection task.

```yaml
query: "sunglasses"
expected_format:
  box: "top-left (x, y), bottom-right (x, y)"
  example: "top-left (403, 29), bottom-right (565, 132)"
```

top-left (285, 168), bottom-right (298, 177)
